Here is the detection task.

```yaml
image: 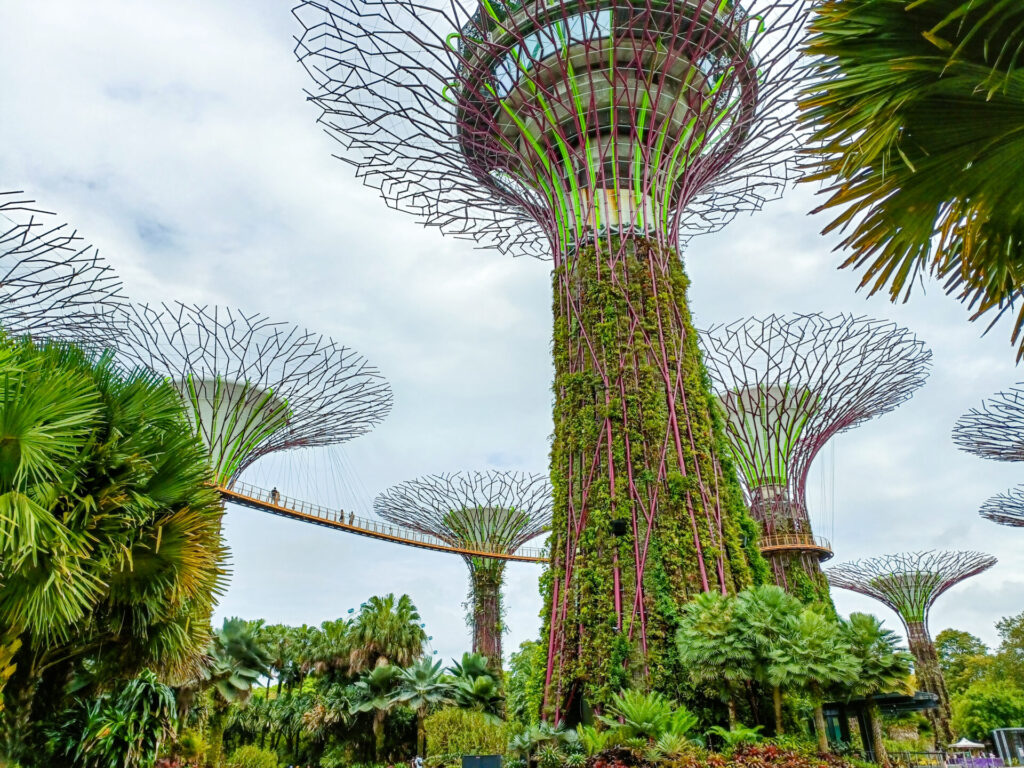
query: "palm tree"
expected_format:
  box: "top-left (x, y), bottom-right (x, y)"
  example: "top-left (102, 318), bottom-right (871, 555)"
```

top-left (393, 657), bottom-right (452, 755)
top-left (676, 591), bottom-right (754, 728)
top-left (351, 663), bottom-right (402, 760)
top-left (842, 613), bottom-right (913, 768)
top-left (348, 594), bottom-right (427, 673)
top-left (0, 337), bottom-right (226, 760)
top-left (193, 618), bottom-right (273, 768)
top-left (769, 609), bottom-right (860, 754)
top-left (800, 0), bottom-right (1024, 358)
top-left (734, 586), bottom-right (803, 735)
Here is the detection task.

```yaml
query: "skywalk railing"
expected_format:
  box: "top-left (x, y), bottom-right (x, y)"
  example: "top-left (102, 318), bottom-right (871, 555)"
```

top-left (219, 480), bottom-right (549, 563)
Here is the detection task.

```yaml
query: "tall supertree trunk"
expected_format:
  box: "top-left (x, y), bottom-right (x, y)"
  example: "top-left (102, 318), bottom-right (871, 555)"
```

top-left (542, 235), bottom-right (760, 719)
top-left (469, 558), bottom-right (505, 672)
top-left (907, 621), bottom-right (954, 745)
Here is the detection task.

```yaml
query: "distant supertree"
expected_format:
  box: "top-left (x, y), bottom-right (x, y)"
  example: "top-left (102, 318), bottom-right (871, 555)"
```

top-left (979, 486), bottom-right (1024, 528)
top-left (827, 551), bottom-right (997, 743)
top-left (1, 191), bottom-right (126, 344)
top-left (953, 385), bottom-right (1024, 462)
top-left (295, 0), bottom-right (812, 714)
top-left (700, 315), bottom-right (931, 603)
top-left (119, 303), bottom-right (393, 486)
top-left (374, 471), bottom-right (552, 670)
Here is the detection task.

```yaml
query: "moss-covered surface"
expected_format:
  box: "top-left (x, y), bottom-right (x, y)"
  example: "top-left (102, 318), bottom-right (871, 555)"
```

top-left (469, 558), bottom-right (506, 672)
top-left (541, 235), bottom-right (766, 718)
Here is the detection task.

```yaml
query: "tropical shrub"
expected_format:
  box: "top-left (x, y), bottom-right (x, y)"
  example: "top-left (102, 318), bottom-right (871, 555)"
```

top-left (424, 707), bottom-right (506, 767)
top-left (45, 670), bottom-right (177, 768)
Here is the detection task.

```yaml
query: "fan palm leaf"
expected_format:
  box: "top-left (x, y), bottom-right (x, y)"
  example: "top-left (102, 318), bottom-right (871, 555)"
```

top-left (801, 0), bottom-right (1024, 357)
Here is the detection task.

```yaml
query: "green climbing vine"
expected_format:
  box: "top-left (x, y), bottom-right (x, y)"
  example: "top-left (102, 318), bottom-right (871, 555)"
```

top-left (541, 235), bottom-right (763, 717)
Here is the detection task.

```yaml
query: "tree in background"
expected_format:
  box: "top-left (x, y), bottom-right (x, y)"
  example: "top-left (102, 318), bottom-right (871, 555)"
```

top-left (393, 657), bottom-right (451, 756)
top-left (734, 586), bottom-right (803, 735)
top-left (937, 630), bottom-right (991, 696)
top-left (770, 609), bottom-right (859, 754)
top-left (348, 594), bottom-right (427, 673)
top-left (801, 0), bottom-right (1024, 358)
top-left (189, 618), bottom-right (273, 768)
top-left (0, 336), bottom-right (226, 762)
top-left (351, 663), bottom-right (403, 760)
top-left (676, 591), bottom-right (754, 729)
top-left (953, 683), bottom-right (1024, 742)
top-left (842, 613), bottom-right (913, 767)
top-left (505, 641), bottom-right (545, 728)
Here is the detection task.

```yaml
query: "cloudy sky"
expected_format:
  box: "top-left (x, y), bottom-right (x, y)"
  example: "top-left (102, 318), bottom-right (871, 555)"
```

top-left (2, 1), bottom-right (1021, 662)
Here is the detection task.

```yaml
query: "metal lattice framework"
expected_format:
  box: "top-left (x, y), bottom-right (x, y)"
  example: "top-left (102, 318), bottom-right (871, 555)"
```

top-left (118, 302), bottom-right (393, 486)
top-left (1, 191), bottom-right (126, 344)
top-left (295, 0), bottom-right (809, 258)
top-left (953, 385), bottom-right (1024, 462)
top-left (827, 550), bottom-right (996, 743)
top-left (374, 471), bottom-right (552, 666)
top-left (979, 485), bottom-right (1024, 528)
top-left (295, 0), bottom-right (811, 716)
top-left (700, 314), bottom-right (931, 595)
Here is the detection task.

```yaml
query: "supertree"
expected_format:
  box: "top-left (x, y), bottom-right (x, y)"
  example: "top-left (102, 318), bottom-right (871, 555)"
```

top-left (295, 0), bottom-right (810, 715)
top-left (953, 385), bottom-right (1024, 462)
top-left (118, 302), bottom-right (393, 486)
top-left (827, 551), bottom-right (997, 744)
top-left (374, 471), bottom-right (552, 670)
top-left (979, 486), bottom-right (1024, 528)
top-left (1, 191), bottom-right (126, 344)
top-left (700, 314), bottom-right (931, 603)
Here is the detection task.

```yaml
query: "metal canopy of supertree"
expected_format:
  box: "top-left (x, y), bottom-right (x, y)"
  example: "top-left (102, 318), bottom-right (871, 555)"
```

top-left (295, 0), bottom-right (810, 716)
top-left (827, 551), bottom-right (997, 743)
top-left (374, 471), bottom-right (552, 669)
top-left (979, 485), bottom-right (1024, 528)
top-left (700, 314), bottom-right (931, 602)
top-left (118, 302), bottom-right (393, 487)
top-left (953, 385), bottom-right (1024, 462)
top-left (1, 191), bottom-right (126, 345)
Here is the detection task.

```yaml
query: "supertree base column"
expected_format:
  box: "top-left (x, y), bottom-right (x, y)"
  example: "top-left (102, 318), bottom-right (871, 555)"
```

top-left (469, 559), bottom-right (506, 670)
top-left (907, 621), bottom-right (953, 744)
top-left (544, 235), bottom-right (760, 718)
top-left (767, 548), bottom-right (831, 605)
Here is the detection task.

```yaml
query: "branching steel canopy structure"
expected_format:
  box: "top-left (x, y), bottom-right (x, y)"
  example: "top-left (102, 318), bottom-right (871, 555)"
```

top-left (953, 385), bottom-right (1024, 463)
top-left (1, 191), bottom-right (126, 344)
top-left (827, 551), bottom-right (997, 744)
top-left (374, 471), bottom-right (552, 668)
top-left (979, 486), bottom-right (1024, 528)
top-left (295, 0), bottom-right (812, 716)
top-left (119, 303), bottom-right (393, 486)
top-left (701, 314), bottom-right (931, 600)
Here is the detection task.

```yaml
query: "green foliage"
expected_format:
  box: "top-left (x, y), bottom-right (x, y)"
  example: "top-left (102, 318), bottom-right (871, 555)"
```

top-left (542, 238), bottom-right (758, 712)
top-left (506, 641), bottom-right (544, 727)
top-left (423, 707), bottom-right (506, 767)
top-left (226, 744), bottom-right (280, 768)
top-left (449, 653), bottom-right (503, 718)
top-left (952, 682), bottom-right (1024, 741)
top-left (46, 670), bottom-right (177, 768)
top-left (0, 336), bottom-right (226, 761)
top-left (349, 594), bottom-right (427, 672)
top-left (599, 689), bottom-right (696, 742)
top-left (707, 724), bottom-right (764, 749)
top-left (842, 613), bottom-right (912, 697)
top-left (937, 629), bottom-right (991, 696)
top-left (800, 0), bottom-right (1024, 359)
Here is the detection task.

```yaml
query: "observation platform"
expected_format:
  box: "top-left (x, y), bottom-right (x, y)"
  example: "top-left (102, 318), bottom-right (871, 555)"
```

top-left (758, 532), bottom-right (834, 561)
top-left (218, 481), bottom-right (549, 563)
